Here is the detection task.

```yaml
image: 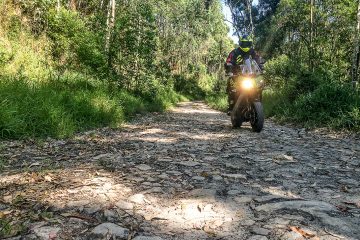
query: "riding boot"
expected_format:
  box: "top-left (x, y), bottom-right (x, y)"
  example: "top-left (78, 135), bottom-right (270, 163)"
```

top-left (226, 77), bottom-right (235, 115)
top-left (227, 95), bottom-right (234, 116)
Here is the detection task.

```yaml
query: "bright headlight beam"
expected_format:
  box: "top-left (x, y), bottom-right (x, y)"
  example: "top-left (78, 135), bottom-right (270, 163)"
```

top-left (242, 79), bottom-right (254, 90)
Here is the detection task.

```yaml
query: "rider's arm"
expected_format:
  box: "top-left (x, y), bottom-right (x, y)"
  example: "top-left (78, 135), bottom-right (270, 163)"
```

top-left (225, 50), bottom-right (236, 76)
top-left (226, 50), bottom-right (236, 65)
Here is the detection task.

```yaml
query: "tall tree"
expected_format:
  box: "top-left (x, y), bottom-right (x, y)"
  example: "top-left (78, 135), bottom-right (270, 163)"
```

top-left (353, 0), bottom-right (360, 87)
top-left (69, 0), bottom-right (76, 10)
top-left (56, 0), bottom-right (61, 13)
top-left (309, 0), bottom-right (314, 71)
top-left (105, 0), bottom-right (116, 53)
top-left (246, 0), bottom-right (254, 37)
top-left (225, 0), bottom-right (252, 36)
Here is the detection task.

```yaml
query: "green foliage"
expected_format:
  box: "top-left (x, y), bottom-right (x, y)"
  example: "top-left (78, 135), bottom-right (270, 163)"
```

top-left (263, 54), bottom-right (293, 88)
top-left (291, 84), bottom-right (359, 127)
top-left (264, 55), bottom-right (324, 99)
top-left (146, 86), bottom-right (187, 111)
top-left (261, 3), bottom-right (360, 133)
top-left (0, 215), bottom-right (26, 239)
top-left (0, 71), bottom-right (190, 139)
top-left (0, 0), bottom-right (231, 139)
top-left (263, 83), bottom-right (360, 130)
top-left (205, 94), bottom-right (228, 112)
top-left (0, 78), bottom-right (122, 139)
top-left (47, 8), bottom-right (106, 71)
top-left (174, 75), bottom-right (206, 99)
top-left (114, 91), bottom-right (146, 117)
top-left (0, 219), bottom-right (12, 238)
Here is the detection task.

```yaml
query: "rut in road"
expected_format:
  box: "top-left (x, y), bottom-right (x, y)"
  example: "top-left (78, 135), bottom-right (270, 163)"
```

top-left (0, 101), bottom-right (360, 240)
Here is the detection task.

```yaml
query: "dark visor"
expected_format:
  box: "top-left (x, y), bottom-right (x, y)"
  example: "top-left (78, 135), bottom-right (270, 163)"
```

top-left (240, 41), bottom-right (252, 48)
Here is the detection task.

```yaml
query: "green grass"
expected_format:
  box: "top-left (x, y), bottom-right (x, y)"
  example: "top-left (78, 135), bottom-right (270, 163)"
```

top-left (0, 75), bottom-right (185, 140)
top-left (0, 2), bottom-right (207, 140)
top-left (0, 78), bottom-right (121, 139)
top-left (262, 89), bottom-right (291, 119)
top-left (263, 86), bottom-right (360, 131)
top-left (205, 93), bottom-right (228, 112)
top-left (0, 219), bottom-right (12, 238)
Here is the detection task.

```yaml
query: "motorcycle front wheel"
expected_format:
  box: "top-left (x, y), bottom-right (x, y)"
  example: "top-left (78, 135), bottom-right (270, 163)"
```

top-left (250, 102), bottom-right (264, 132)
top-left (231, 111), bottom-right (243, 128)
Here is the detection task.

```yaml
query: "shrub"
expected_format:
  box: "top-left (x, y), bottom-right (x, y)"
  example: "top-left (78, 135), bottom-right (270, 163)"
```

top-left (46, 8), bottom-right (106, 72)
top-left (263, 54), bottom-right (293, 89)
top-left (173, 74), bottom-right (206, 99)
top-left (264, 81), bottom-right (360, 131)
top-left (0, 78), bottom-right (124, 139)
top-left (291, 83), bottom-right (358, 124)
top-left (205, 94), bottom-right (227, 112)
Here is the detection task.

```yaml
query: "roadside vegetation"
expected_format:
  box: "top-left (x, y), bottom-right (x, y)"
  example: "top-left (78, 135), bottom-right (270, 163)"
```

top-left (1, 0), bottom-right (359, 140)
top-left (208, 0), bottom-right (360, 131)
top-left (0, 0), bottom-right (232, 139)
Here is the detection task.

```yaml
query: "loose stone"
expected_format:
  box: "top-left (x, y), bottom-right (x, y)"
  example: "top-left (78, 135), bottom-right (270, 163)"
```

top-left (136, 164), bottom-right (152, 171)
top-left (33, 226), bottom-right (61, 240)
top-left (91, 223), bottom-right (129, 238)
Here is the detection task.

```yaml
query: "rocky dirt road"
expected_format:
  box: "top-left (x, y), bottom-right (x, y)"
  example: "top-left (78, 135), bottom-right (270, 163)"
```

top-left (1, 102), bottom-right (360, 240)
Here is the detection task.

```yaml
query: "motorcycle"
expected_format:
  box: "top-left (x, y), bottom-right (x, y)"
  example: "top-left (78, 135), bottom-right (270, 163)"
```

top-left (228, 59), bottom-right (265, 132)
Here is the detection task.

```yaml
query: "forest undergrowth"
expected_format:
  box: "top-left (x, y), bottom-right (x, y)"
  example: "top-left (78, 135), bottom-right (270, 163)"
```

top-left (0, 0), bottom-right (231, 139)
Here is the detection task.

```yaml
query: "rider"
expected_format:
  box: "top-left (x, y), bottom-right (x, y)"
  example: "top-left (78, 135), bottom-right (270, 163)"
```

top-left (225, 34), bottom-right (260, 115)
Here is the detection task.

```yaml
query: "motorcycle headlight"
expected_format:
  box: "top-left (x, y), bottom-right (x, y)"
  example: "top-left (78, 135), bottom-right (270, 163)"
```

top-left (241, 78), bottom-right (254, 90)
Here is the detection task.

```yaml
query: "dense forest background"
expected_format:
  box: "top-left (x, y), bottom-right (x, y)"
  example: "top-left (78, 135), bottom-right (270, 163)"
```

top-left (0, 0), bottom-right (233, 139)
top-left (0, 0), bottom-right (360, 140)
top-left (218, 0), bottom-right (360, 130)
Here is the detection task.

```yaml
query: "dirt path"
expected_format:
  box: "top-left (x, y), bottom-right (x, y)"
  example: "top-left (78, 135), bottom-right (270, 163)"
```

top-left (1, 101), bottom-right (360, 240)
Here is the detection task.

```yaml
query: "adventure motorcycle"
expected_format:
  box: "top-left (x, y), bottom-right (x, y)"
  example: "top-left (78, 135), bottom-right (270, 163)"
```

top-left (228, 59), bottom-right (264, 132)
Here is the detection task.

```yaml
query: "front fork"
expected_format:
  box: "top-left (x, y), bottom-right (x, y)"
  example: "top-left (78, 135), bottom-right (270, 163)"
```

top-left (231, 90), bottom-right (262, 118)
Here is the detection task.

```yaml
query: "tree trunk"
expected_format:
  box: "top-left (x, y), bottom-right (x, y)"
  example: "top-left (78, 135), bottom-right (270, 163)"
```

top-left (69, 0), bottom-right (76, 10)
top-left (77, 0), bottom-right (82, 10)
top-left (352, 0), bottom-right (360, 88)
top-left (105, 0), bottom-right (116, 53)
top-left (228, 3), bottom-right (240, 40)
top-left (246, 0), bottom-right (254, 38)
top-left (56, 0), bottom-right (61, 13)
top-left (309, 0), bottom-right (314, 72)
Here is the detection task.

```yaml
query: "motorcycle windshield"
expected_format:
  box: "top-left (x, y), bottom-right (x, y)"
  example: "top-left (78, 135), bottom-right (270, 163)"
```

top-left (239, 59), bottom-right (261, 75)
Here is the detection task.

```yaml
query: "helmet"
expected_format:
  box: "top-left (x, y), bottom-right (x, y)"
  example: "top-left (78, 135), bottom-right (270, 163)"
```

top-left (239, 35), bottom-right (253, 52)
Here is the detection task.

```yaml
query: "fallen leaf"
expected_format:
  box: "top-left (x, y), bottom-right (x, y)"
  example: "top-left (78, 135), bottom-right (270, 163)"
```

top-left (44, 175), bottom-right (52, 182)
top-left (336, 205), bottom-right (349, 212)
top-left (28, 162), bottom-right (41, 168)
top-left (150, 217), bottom-right (168, 221)
top-left (61, 212), bottom-right (98, 222)
top-left (200, 171), bottom-right (209, 177)
top-left (3, 195), bottom-right (12, 203)
top-left (203, 225), bottom-right (216, 236)
top-left (340, 186), bottom-right (349, 193)
top-left (289, 226), bottom-right (316, 238)
top-left (0, 210), bottom-right (13, 218)
top-left (343, 201), bottom-right (360, 208)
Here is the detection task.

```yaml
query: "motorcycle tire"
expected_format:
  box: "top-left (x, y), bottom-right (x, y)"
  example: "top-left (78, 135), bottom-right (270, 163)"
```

top-left (231, 111), bottom-right (243, 128)
top-left (250, 102), bottom-right (264, 132)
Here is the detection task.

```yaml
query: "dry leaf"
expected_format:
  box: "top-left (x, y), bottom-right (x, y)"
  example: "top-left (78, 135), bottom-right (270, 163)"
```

top-left (289, 226), bottom-right (316, 238)
top-left (336, 205), bottom-right (349, 212)
top-left (44, 175), bottom-right (52, 182)
top-left (28, 162), bottom-right (41, 168)
top-left (343, 201), bottom-right (360, 208)
top-left (203, 225), bottom-right (216, 235)
top-left (61, 212), bottom-right (98, 222)
top-left (0, 210), bottom-right (13, 218)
